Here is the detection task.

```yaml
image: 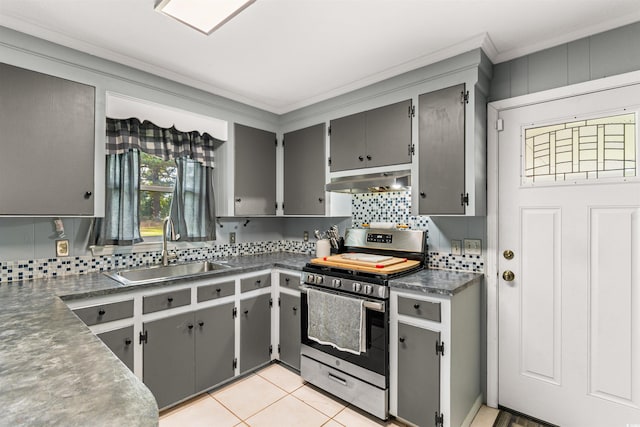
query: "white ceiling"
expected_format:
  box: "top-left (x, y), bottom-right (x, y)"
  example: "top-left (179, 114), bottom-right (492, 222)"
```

top-left (1, 0), bottom-right (639, 114)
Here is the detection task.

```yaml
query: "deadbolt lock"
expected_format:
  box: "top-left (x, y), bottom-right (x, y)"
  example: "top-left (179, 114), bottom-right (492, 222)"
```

top-left (503, 249), bottom-right (514, 260)
top-left (502, 270), bottom-right (515, 281)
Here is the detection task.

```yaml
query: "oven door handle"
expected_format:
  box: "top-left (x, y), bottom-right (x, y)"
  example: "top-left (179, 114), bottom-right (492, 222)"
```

top-left (299, 285), bottom-right (386, 313)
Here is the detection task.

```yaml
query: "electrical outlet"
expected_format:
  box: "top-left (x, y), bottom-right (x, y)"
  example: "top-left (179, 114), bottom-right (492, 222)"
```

top-left (463, 239), bottom-right (482, 256)
top-left (229, 232), bottom-right (236, 244)
top-left (303, 231), bottom-right (309, 242)
top-left (451, 240), bottom-right (462, 256)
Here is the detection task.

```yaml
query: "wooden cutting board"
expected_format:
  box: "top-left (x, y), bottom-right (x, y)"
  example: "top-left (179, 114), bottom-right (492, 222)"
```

top-left (321, 254), bottom-right (407, 268)
top-left (310, 257), bottom-right (420, 274)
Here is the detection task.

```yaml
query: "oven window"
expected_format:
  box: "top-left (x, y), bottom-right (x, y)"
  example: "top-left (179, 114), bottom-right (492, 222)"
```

top-left (301, 293), bottom-right (388, 378)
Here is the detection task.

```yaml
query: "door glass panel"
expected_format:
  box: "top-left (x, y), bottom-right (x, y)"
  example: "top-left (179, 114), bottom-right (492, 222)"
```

top-left (522, 112), bottom-right (636, 185)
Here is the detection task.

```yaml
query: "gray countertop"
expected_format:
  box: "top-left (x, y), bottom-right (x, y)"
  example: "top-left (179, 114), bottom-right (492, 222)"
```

top-left (0, 251), bottom-right (480, 426)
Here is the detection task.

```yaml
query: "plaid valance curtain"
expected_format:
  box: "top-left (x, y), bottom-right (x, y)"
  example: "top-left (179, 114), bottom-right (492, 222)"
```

top-left (106, 118), bottom-right (221, 168)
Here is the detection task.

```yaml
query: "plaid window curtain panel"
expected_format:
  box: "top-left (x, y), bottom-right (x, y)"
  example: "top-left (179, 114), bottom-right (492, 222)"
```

top-left (92, 118), bottom-right (220, 245)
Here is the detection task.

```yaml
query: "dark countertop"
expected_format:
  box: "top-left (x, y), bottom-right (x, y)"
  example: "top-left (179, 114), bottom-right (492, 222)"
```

top-left (0, 251), bottom-right (479, 426)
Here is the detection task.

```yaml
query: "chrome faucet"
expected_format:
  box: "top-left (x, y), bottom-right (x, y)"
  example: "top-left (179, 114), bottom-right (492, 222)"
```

top-left (161, 216), bottom-right (179, 266)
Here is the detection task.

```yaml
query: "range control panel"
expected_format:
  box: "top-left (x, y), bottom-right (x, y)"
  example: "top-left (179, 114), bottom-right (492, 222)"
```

top-left (366, 233), bottom-right (393, 244)
top-left (302, 272), bottom-right (389, 299)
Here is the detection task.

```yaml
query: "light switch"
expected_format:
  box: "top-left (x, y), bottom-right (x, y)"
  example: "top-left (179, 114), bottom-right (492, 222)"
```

top-left (463, 239), bottom-right (482, 256)
top-left (451, 240), bottom-right (462, 256)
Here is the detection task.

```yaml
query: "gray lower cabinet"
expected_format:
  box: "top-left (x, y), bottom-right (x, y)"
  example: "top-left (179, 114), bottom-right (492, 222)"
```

top-left (143, 312), bottom-right (195, 409)
top-left (397, 322), bottom-right (441, 427)
top-left (234, 123), bottom-right (277, 215)
top-left (194, 303), bottom-right (235, 391)
top-left (0, 62), bottom-right (96, 215)
top-left (97, 326), bottom-right (134, 372)
top-left (240, 293), bottom-right (272, 373)
top-left (283, 123), bottom-right (326, 215)
top-left (142, 303), bottom-right (236, 409)
top-left (418, 83), bottom-right (466, 215)
top-left (329, 99), bottom-right (412, 172)
top-left (279, 293), bottom-right (301, 370)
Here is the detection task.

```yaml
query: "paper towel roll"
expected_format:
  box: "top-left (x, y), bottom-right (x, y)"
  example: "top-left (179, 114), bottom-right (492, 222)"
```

top-left (316, 239), bottom-right (331, 257)
top-left (369, 222), bottom-right (395, 229)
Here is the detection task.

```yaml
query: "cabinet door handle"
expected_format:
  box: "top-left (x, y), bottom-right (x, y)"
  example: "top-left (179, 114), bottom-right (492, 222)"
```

top-left (399, 336), bottom-right (405, 343)
top-left (420, 192), bottom-right (426, 198)
top-left (98, 309), bottom-right (106, 316)
top-left (198, 321), bottom-right (204, 327)
top-left (358, 156), bottom-right (364, 161)
top-left (124, 338), bottom-right (132, 346)
top-left (285, 278), bottom-right (290, 283)
top-left (413, 303), bottom-right (420, 309)
top-left (187, 324), bottom-right (194, 330)
top-left (366, 155), bottom-right (372, 161)
top-left (293, 306), bottom-right (298, 312)
top-left (235, 198), bottom-right (241, 203)
top-left (244, 310), bottom-right (249, 315)
top-left (318, 197), bottom-right (324, 203)
top-left (84, 191), bottom-right (92, 199)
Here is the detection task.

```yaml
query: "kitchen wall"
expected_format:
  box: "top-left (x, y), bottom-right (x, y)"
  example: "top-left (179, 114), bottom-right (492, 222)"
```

top-left (490, 21), bottom-right (640, 101)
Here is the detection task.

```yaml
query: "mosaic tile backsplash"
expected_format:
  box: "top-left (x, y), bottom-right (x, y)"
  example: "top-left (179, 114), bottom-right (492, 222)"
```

top-left (0, 240), bottom-right (316, 284)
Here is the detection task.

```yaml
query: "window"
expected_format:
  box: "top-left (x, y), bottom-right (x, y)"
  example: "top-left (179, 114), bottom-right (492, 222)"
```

top-left (139, 152), bottom-right (177, 239)
top-left (523, 112), bottom-right (637, 184)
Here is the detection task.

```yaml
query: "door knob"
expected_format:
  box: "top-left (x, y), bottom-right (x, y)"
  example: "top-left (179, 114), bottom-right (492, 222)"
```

top-left (502, 270), bottom-right (515, 281)
top-left (503, 249), bottom-right (514, 260)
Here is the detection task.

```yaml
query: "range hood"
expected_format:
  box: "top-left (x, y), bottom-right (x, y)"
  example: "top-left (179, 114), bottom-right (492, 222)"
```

top-left (325, 170), bottom-right (411, 194)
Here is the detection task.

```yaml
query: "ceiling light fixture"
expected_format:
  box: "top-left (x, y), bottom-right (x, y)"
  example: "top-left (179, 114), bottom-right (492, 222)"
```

top-left (155, 0), bottom-right (256, 35)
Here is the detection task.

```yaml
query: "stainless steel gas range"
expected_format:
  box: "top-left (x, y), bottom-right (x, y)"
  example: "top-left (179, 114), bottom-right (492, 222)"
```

top-left (300, 228), bottom-right (427, 420)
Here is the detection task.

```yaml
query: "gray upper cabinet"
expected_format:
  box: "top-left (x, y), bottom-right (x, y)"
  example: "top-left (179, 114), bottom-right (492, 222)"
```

top-left (418, 84), bottom-right (466, 215)
top-left (234, 123), bottom-right (277, 215)
top-left (329, 112), bottom-right (366, 172)
top-left (364, 100), bottom-right (413, 168)
top-left (0, 63), bottom-right (95, 216)
top-left (283, 123), bottom-right (326, 215)
top-left (329, 99), bottom-right (412, 172)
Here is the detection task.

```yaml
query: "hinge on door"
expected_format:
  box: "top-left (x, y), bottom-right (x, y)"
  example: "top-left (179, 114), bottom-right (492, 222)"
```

top-left (278, 344), bottom-right (281, 353)
top-left (408, 105), bottom-right (415, 118)
top-left (328, 157), bottom-right (332, 166)
top-left (328, 125), bottom-right (331, 136)
top-left (282, 137), bottom-right (285, 147)
top-left (435, 411), bottom-right (444, 427)
top-left (269, 344), bottom-right (273, 355)
top-left (274, 137), bottom-right (278, 147)
top-left (233, 307), bottom-right (237, 318)
top-left (408, 143), bottom-right (415, 156)
top-left (233, 358), bottom-right (237, 369)
top-left (461, 90), bottom-right (469, 104)
top-left (269, 298), bottom-right (273, 308)
top-left (278, 296), bottom-right (281, 307)
top-left (460, 193), bottom-right (469, 206)
top-left (275, 202), bottom-right (278, 210)
top-left (281, 202), bottom-right (284, 210)
top-left (139, 331), bottom-right (148, 345)
top-left (436, 340), bottom-right (445, 356)
top-left (496, 118), bottom-right (504, 131)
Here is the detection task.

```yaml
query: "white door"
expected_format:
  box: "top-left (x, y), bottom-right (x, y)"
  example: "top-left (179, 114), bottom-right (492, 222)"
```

top-left (497, 84), bottom-right (640, 426)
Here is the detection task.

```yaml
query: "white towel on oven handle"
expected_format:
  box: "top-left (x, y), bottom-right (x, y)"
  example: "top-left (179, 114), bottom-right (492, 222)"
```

top-left (307, 288), bottom-right (365, 355)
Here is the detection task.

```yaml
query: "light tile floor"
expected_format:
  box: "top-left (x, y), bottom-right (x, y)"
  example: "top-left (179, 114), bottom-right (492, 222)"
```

top-left (159, 363), bottom-right (498, 427)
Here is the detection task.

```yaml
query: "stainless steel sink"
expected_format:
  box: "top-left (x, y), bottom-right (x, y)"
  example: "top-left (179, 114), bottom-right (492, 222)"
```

top-left (106, 261), bottom-right (231, 285)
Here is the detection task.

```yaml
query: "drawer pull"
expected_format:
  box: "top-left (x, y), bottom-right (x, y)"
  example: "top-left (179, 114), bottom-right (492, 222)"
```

top-left (198, 321), bottom-right (204, 327)
top-left (98, 309), bottom-right (106, 316)
top-left (328, 373), bottom-right (347, 386)
top-left (413, 303), bottom-right (420, 309)
top-left (187, 324), bottom-right (194, 330)
top-left (167, 297), bottom-right (174, 303)
top-left (216, 288), bottom-right (221, 293)
top-left (285, 278), bottom-right (290, 282)
top-left (256, 279), bottom-right (261, 284)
